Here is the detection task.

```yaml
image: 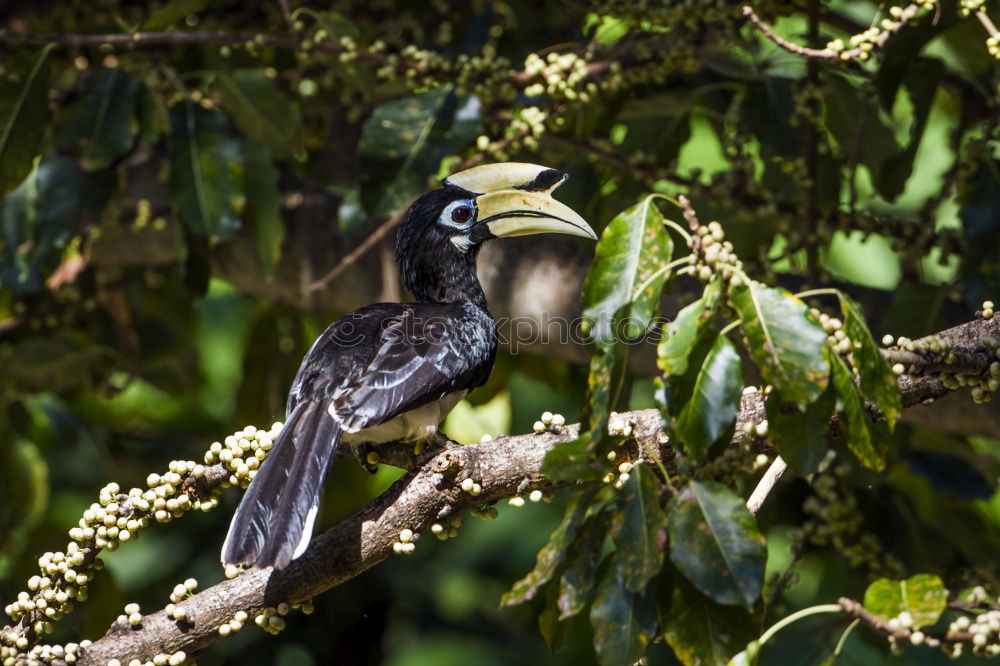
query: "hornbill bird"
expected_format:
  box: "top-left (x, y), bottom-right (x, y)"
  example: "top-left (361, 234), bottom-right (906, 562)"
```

top-left (222, 162), bottom-right (596, 570)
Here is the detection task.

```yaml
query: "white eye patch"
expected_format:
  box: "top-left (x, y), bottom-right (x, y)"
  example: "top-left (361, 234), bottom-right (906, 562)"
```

top-left (438, 199), bottom-right (476, 230)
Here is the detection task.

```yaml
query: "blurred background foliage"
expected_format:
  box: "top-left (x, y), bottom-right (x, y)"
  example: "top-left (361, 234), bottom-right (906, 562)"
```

top-left (0, 0), bottom-right (999, 664)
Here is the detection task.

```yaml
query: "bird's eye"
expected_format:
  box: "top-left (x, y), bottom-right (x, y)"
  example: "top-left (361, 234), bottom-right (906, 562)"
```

top-left (451, 206), bottom-right (472, 224)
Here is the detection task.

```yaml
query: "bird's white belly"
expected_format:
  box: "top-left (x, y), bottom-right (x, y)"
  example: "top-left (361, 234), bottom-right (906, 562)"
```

top-left (341, 391), bottom-right (467, 445)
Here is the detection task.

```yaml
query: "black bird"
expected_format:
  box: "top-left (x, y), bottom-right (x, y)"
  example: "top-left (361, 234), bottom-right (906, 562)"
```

top-left (222, 162), bottom-right (596, 570)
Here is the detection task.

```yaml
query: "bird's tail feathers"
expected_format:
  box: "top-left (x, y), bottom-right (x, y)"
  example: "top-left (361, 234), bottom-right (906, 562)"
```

top-left (221, 401), bottom-right (341, 570)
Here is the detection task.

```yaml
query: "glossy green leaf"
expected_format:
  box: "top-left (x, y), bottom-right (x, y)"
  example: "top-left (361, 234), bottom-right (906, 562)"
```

top-left (360, 89), bottom-right (480, 218)
top-left (830, 352), bottom-right (885, 471)
top-left (55, 67), bottom-right (141, 171)
top-left (672, 334), bottom-right (743, 462)
top-left (661, 575), bottom-right (757, 666)
top-left (143, 0), bottom-right (208, 30)
top-left (167, 102), bottom-right (245, 239)
top-left (242, 140), bottom-right (284, 276)
top-left (614, 464), bottom-right (666, 591)
top-left (765, 384), bottom-right (836, 475)
top-left (0, 45), bottom-right (53, 193)
top-left (558, 512), bottom-right (610, 619)
top-left (217, 70), bottom-right (301, 159)
top-left (582, 196), bottom-right (674, 347)
top-left (863, 574), bottom-right (948, 628)
top-left (590, 555), bottom-right (657, 666)
top-left (657, 280), bottom-right (720, 376)
top-left (838, 293), bottom-right (902, 428)
top-left (667, 480), bottom-right (767, 607)
top-left (501, 488), bottom-right (596, 606)
top-left (731, 281), bottom-right (829, 403)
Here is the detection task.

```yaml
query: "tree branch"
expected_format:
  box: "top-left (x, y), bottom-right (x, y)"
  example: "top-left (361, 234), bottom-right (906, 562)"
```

top-left (4, 310), bottom-right (997, 662)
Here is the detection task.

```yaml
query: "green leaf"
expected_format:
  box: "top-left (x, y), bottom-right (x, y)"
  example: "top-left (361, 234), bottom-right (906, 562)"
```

top-left (143, 0), bottom-right (208, 30)
top-left (830, 352), bottom-right (885, 471)
top-left (661, 574), bottom-right (757, 666)
top-left (657, 280), bottom-right (720, 376)
top-left (731, 281), bottom-right (829, 404)
top-left (0, 154), bottom-right (85, 293)
top-left (862, 574), bottom-right (948, 628)
top-left (667, 480), bottom-right (767, 607)
top-left (360, 89), bottom-right (481, 218)
top-left (0, 438), bottom-right (49, 551)
top-left (55, 67), bottom-right (142, 171)
top-left (216, 70), bottom-right (301, 159)
top-left (242, 140), bottom-right (284, 276)
top-left (765, 384), bottom-right (836, 475)
top-left (558, 512), bottom-right (610, 619)
top-left (590, 555), bottom-right (658, 666)
top-left (501, 488), bottom-right (596, 606)
top-left (837, 293), bottom-right (902, 428)
top-left (539, 576), bottom-right (571, 652)
top-left (167, 102), bottom-right (246, 239)
top-left (0, 45), bottom-right (54, 193)
top-left (614, 464), bottom-right (667, 591)
top-left (582, 196), bottom-right (674, 347)
top-left (877, 58), bottom-right (944, 201)
top-left (823, 73), bottom-right (899, 199)
top-left (672, 334), bottom-right (743, 462)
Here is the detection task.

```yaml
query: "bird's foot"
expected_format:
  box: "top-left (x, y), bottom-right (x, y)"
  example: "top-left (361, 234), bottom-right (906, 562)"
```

top-left (424, 430), bottom-right (463, 455)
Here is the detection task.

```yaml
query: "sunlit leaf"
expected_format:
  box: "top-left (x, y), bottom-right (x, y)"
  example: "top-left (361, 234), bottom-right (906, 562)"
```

top-left (56, 67), bottom-right (142, 171)
top-left (657, 279), bottom-right (720, 377)
top-left (582, 196), bottom-right (674, 347)
top-left (837, 293), bottom-right (902, 428)
top-left (863, 574), bottom-right (948, 628)
top-left (360, 89), bottom-right (480, 218)
top-left (167, 101), bottom-right (245, 238)
top-left (830, 351), bottom-right (885, 471)
top-left (614, 464), bottom-right (666, 591)
top-left (731, 281), bottom-right (829, 403)
top-left (0, 45), bottom-right (53, 193)
top-left (671, 334), bottom-right (743, 462)
top-left (661, 574), bottom-right (757, 666)
top-left (0, 438), bottom-right (49, 552)
top-left (667, 480), bottom-right (767, 607)
top-left (217, 69), bottom-right (301, 159)
top-left (726, 641), bottom-right (761, 666)
top-left (501, 488), bottom-right (596, 606)
top-left (590, 555), bottom-right (657, 666)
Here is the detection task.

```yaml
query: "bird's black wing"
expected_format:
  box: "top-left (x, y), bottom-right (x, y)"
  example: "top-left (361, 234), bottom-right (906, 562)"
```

top-left (324, 301), bottom-right (496, 433)
top-left (223, 301), bottom-right (495, 570)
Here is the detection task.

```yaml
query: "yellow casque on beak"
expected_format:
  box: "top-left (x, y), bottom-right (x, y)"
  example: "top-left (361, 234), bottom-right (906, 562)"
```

top-left (469, 189), bottom-right (597, 242)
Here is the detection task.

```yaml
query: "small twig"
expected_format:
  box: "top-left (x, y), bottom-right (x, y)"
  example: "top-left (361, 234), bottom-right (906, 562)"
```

top-left (277, 0), bottom-right (293, 28)
top-left (742, 4), bottom-right (924, 61)
top-left (746, 456), bottom-right (788, 514)
top-left (307, 207), bottom-right (411, 293)
top-left (976, 11), bottom-right (1000, 38)
top-left (838, 596), bottom-right (942, 647)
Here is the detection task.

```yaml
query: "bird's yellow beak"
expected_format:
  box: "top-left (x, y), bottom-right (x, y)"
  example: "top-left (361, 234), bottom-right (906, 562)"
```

top-left (444, 162), bottom-right (596, 243)
top-left (469, 189), bottom-right (597, 242)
